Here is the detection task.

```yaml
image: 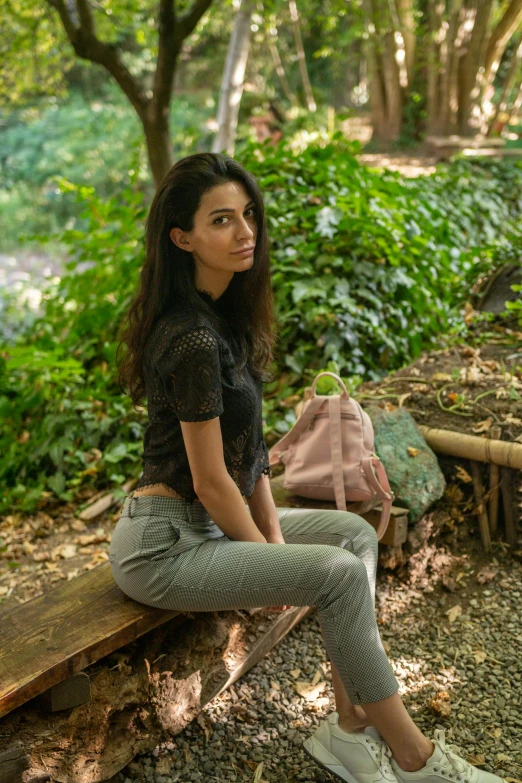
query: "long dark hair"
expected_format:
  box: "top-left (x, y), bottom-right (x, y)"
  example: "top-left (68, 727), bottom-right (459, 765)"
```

top-left (117, 152), bottom-right (279, 409)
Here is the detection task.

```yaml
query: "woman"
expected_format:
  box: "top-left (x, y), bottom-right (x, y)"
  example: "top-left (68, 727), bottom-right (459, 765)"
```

top-left (110, 152), bottom-right (502, 783)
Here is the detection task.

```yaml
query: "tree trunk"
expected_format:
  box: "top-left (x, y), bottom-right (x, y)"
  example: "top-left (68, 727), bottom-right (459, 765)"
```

top-left (0, 606), bottom-right (314, 783)
top-left (487, 38), bottom-right (522, 135)
top-left (395, 0), bottom-right (416, 87)
top-left (212, 0), bottom-right (255, 155)
top-left (362, 0), bottom-right (404, 142)
top-left (457, 0), bottom-right (494, 134)
top-left (483, 0), bottom-right (522, 87)
top-left (288, 0), bottom-right (316, 112)
top-left (143, 110), bottom-right (176, 189)
top-left (46, 0), bottom-right (214, 189)
top-left (422, 0), bottom-right (522, 138)
top-left (267, 21), bottom-right (299, 108)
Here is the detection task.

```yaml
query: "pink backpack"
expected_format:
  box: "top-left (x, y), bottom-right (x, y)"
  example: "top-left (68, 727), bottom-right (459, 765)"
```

top-left (268, 371), bottom-right (395, 541)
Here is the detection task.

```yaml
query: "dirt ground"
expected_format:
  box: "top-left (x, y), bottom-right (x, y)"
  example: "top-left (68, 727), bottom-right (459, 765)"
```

top-left (357, 322), bottom-right (522, 440)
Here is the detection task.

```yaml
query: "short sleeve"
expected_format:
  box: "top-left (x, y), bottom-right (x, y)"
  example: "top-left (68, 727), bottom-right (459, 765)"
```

top-left (157, 325), bottom-right (224, 421)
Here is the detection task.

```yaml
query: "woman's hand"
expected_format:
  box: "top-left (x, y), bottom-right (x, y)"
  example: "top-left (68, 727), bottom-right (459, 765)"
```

top-left (265, 533), bottom-right (292, 612)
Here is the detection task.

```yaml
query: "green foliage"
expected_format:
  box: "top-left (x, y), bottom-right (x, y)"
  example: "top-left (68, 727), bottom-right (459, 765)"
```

top-left (2, 137), bottom-right (522, 515)
top-left (0, 84), bottom-right (218, 252)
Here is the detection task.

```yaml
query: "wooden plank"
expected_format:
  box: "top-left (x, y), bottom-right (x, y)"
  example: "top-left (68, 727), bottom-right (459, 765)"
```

top-left (461, 148), bottom-right (522, 157)
top-left (210, 605), bottom-right (316, 701)
top-left (269, 473), bottom-right (408, 546)
top-left (0, 563), bottom-right (180, 720)
top-left (36, 672), bottom-right (91, 713)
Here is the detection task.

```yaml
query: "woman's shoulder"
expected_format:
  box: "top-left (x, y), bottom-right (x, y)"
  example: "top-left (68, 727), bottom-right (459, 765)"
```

top-left (149, 309), bottom-right (223, 363)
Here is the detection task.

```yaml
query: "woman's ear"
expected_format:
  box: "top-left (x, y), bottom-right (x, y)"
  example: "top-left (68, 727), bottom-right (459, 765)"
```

top-left (170, 227), bottom-right (193, 251)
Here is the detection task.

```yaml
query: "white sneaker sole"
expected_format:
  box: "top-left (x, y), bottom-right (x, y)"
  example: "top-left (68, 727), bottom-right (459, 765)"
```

top-left (303, 736), bottom-right (361, 783)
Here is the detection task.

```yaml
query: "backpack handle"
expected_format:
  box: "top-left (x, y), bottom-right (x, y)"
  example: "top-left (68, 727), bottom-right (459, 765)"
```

top-left (310, 371), bottom-right (350, 399)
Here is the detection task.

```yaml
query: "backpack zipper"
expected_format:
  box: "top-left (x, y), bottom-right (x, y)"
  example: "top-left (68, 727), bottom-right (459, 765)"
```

top-left (308, 412), bottom-right (357, 430)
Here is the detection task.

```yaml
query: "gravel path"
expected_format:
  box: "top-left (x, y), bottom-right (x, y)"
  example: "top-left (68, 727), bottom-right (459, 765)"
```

top-left (114, 539), bottom-right (522, 783)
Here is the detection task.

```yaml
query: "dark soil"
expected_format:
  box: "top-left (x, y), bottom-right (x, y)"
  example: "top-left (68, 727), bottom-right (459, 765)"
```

top-left (357, 320), bottom-right (522, 441)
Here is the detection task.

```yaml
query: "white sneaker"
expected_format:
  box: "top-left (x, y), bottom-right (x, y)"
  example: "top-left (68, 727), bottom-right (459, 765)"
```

top-left (302, 711), bottom-right (398, 783)
top-left (390, 728), bottom-right (507, 783)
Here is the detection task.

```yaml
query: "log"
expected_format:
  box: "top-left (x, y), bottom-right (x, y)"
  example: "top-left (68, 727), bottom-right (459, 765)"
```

top-left (488, 425), bottom-right (502, 537)
top-left (416, 425), bottom-right (522, 469)
top-left (500, 466), bottom-right (518, 547)
top-left (77, 479), bottom-right (136, 521)
top-left (469, 461), bottom-right (492, 552)
top-left (0, 603), bottom-right (315, 783)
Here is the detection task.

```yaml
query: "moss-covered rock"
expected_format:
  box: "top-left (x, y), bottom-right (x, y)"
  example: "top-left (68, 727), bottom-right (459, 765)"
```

top-left (365, 406), bottom-right (446, 523)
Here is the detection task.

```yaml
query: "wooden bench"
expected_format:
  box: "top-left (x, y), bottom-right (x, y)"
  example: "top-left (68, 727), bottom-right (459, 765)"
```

top-left (424, 134), bottom-right (507, 160)
top-left (0, 486), bottom-right (406, 721)
top-left (0, 479), bottom-right (408, 782)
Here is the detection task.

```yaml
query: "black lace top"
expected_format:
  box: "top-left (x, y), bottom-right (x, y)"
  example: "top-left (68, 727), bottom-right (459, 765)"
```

top-left (133, 289), bottom-right (271, 501)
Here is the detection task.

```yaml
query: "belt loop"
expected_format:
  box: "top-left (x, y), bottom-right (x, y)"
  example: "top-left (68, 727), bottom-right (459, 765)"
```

top-left (129, 495), bottom-right (135, 518)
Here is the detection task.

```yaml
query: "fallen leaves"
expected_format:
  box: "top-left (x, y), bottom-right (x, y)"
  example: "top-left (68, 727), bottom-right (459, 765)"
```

top-left (446, 604), bottom-right (462, 623)
top-left (292, 668), bottom-right (329, 706)
top-left (504, 412), bottom-right (522, 426)
top-left (455, 466), bottom-right (473, 483)
top-left (430, 690), bottom-right (451, 717)
top-left (476, 566), bottom-right (497, 584)
top-left (459, 366), bottom-right (484, 386)
top-left (407, 446), bottom-right (419, 456)
top-left (472, 417), bottom-right (493, 433)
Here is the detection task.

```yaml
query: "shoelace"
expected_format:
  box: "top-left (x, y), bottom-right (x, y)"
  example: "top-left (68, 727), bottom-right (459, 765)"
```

top-left (365, 737), bottom-right (394, 775)
top-left (431, 729), bottom-right (469, 781)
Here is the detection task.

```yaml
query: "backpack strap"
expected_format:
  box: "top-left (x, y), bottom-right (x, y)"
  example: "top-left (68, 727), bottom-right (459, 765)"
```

top-left (361, 455), bottom-right (394, 540)
top-left (329, 395), bottom-right (347, 511)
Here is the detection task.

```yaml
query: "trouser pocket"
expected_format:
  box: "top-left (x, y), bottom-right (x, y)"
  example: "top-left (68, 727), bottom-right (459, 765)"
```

top-left (138, 515), bottom-right (183, 561)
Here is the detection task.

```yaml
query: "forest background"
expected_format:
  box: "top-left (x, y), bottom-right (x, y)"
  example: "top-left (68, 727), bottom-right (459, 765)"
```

top-left (1, 0), bottom-right (522, 518)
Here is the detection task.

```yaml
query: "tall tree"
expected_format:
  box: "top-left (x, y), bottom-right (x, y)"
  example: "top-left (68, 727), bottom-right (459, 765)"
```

top-left (42, 0), bottom-right (215, 187)
top-left (212, 0), bottom-right (256, 155)
top-left (362, 0), bottom-right (522, 142)
top-left (288, 0), bottom-right (316, 110)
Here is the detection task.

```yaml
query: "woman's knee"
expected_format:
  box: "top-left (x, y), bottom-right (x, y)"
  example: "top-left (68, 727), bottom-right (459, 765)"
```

top-left (313, 545), bottom-right (368, 588)
top-left (335, 511), bottom-right (378, 551)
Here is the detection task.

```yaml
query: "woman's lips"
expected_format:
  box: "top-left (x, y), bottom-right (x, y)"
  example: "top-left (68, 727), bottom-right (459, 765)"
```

top-left (232, 247), bottom-right (255, 257)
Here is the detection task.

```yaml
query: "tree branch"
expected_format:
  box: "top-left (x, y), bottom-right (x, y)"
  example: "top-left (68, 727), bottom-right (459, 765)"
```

top-left (484, 0), bottom-right (522, 84)
top-left (179, 0), bottom-right (215, 41)
top-left (76, 0), bottom-right (95, 36)
top-left (45, 0), bottom-right (149, 117)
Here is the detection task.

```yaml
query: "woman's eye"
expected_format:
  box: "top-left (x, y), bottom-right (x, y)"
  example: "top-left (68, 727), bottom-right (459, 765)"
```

top-left (213, 208), bottom-right (255, 225)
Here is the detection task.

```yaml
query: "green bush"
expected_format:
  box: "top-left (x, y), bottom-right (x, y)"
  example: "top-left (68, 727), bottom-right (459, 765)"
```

top-left (2, 136), bottom-right (522, 516)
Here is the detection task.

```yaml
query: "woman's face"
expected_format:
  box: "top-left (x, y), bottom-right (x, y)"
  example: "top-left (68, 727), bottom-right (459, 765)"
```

top-left (170, 180), bottom-right (258, 276)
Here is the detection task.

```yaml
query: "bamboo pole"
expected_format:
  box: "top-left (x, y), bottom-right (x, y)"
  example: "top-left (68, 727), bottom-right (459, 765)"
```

top-left (500, 466), bottom-right (518, 547)
top-left (416, 425), bottom-right (522, 469)
top-left (469, 461), bottom-right (492, 552)
top-left (488, 425), bottom-right (502, 537)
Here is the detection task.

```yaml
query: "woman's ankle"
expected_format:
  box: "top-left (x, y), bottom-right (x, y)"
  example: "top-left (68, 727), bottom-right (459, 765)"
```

top-left (393, 740), bottom-right (435, 771)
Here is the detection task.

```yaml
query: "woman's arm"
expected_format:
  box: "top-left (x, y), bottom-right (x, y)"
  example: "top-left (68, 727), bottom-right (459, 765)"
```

top-left (247, 472), bottom-right (284, 542)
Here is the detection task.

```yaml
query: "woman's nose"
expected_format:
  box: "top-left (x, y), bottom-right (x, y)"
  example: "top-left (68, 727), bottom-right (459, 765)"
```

top-left (237, 217), bottom-right (255, 239)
